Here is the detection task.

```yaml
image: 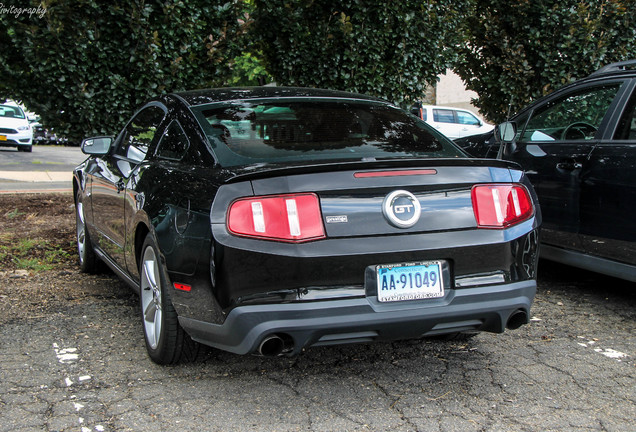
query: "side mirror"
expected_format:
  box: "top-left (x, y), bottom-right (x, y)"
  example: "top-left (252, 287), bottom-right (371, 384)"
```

top-left (496, 122), bottom-right (516, 142)
top-left (495, 122), bottom-right (518, 159)
top-left (81, 136), bottom-right (113, 155)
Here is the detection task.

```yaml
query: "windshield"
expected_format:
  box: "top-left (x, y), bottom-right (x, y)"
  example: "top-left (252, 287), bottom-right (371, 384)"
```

top-left (191, 99), bottom-right (464, 167)
top-left (0, 104), bottom-right (26, 119)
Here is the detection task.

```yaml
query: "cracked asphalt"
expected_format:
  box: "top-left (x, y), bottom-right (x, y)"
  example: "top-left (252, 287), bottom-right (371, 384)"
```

top-left (0, 259), bottom-right (634, 432)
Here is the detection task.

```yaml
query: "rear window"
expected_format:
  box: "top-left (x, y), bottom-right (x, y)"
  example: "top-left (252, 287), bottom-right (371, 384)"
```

top-left (191, 99), bottom-right (463, 167)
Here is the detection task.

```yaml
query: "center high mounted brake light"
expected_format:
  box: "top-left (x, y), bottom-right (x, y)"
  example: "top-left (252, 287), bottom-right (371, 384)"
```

top-left (227, 193), bottom-right (325, 242)
top-left (471, 184), bottom-right (534, 228)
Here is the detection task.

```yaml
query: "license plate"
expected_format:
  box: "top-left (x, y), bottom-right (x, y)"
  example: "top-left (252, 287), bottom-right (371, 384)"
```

top-left (376, 261), bottom-right (444, 302)
top-left (0, 135), bottom-right (6, 141)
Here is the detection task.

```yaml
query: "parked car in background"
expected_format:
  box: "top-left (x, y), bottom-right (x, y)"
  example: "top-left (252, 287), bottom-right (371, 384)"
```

top-left (410, 103), bottom-right (493, 139)
top-left (74, 87), bottom-right (541, 364)
top-left (0, 102), bottom-right (33, 152)
top-left (32, 122), bottom-right (66, 146)
top-left (455, 60), bottom-right (636, 281)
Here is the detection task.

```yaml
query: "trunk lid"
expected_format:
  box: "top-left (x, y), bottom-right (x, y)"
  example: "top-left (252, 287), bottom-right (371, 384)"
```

top-left (214, 159), bottom-right (517, 237)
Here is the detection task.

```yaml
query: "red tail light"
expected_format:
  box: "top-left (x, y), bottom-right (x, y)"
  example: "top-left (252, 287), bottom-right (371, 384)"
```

top-left (471, 184), bottom-right (534, 228)
top-left (227, 193), bottom-right (325, 242)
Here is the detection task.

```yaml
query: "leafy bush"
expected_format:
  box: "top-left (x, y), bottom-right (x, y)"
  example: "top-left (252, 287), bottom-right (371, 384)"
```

top-left (0, 0), bottom-right (245, 141)
top-left (252, 0), bottom-right (469, 106)
top-left (455, 0), bottom-right (636, 122)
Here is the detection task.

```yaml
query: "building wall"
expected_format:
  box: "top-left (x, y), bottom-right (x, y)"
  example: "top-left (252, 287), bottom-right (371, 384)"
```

top-left (436, 69), bottom-right (479, 113)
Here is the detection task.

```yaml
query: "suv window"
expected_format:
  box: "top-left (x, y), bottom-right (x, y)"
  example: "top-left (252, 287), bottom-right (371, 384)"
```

top-left (614, 91), bottom-right (636, 140)
top-left (433, 109), bottom-right (455, 124)
top-left (518, 84), bottom-right (621, 142)
top-left (456, 111), bottom-right (480, 126)
top-left (156, 120), bottom-right (190, 160)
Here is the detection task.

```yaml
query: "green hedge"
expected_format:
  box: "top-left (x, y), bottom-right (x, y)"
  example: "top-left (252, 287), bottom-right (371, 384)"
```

top-left (0, 0), bottom-right (245, 141)
top-left (455, 0), bottom-right (636, 122)
top-left (252, 0), bottom-right (468, 106)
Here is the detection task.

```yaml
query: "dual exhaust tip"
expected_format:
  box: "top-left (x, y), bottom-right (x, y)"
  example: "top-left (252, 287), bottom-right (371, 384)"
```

top-left (506, 309), bottom-right (529, 330)
top-left (258, 333), bottom-right (293, 357)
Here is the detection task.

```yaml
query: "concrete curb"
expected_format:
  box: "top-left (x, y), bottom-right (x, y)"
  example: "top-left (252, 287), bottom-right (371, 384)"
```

top-left (0, 171), bottom-right (72, 182)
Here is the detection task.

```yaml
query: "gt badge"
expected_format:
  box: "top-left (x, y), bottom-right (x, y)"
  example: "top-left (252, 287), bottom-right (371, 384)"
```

top-left (382, 190), bottom-right (421, 228)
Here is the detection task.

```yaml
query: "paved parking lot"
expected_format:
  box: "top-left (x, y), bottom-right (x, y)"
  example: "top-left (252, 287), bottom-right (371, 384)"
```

top-left (0, 146), bottom-right (84, 193)
top-left (0, 260), bottom-right (633, 432)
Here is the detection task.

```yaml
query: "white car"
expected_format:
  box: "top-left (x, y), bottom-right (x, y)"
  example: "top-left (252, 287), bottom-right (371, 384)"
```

top-left (0, 103), bottom-right (33, 152)
top-left (411, 104), bottom-right (493, 140)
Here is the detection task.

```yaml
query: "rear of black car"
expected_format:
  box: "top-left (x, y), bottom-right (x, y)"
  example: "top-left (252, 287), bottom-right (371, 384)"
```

top-left (174, 92), bottom-right (541, 355)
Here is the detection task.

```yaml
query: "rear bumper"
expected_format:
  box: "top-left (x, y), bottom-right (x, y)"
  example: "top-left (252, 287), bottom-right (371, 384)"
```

top-left (179, 279), bottom-right (536, 355)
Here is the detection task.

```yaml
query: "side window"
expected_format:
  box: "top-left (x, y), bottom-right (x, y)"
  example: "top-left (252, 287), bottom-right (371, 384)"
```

top-left (520, 84), bottom-right (621, 142)
top-left (614, 91), bottom-right (636, 140)
top-left (117, 106), bottom-right (166, 162)
top-left (433, 109), bottom-right (455, 124)
top-left (457, 111), bottom-right (480, 126)
top-left (156, 121), bottom-right (190, 160)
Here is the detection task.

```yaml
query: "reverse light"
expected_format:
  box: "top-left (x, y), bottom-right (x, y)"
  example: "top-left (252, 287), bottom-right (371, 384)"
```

top-left (471, 184), bottom-right (534, 228)
top-left (227, 193), bottom-right (325, 242)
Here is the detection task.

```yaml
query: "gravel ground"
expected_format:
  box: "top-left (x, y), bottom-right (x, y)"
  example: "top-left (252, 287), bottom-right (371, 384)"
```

top-left (0, 193), bottom-right (634, 431)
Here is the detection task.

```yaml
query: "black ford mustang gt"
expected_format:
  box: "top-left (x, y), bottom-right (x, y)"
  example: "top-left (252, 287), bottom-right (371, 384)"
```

top-left (73, 87), bottom-right (541, 364)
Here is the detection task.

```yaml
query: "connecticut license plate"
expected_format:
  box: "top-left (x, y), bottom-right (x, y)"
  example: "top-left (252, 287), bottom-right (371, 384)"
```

top-left (376, 261), bottom-right (444, 302)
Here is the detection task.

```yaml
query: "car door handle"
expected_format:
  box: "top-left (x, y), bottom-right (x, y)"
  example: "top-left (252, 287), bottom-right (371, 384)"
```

top-left (556, 160), bottom-right (583, 170)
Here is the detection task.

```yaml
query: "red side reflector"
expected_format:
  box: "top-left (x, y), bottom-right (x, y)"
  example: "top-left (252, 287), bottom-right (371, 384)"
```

top-left (173, 283), bottom-right (191, 292)
top-left (354, 169), bottom-right (437, 178)
top-left (471, 184), bottom-right (534, 228)
top-left (227, 193), bottom-right (325, 242)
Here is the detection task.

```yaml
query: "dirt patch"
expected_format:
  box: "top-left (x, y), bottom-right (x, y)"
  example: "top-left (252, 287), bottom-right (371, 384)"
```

top-left (0, 194), bottom-right (76, 270)
top-left (0, 193), bottom-right (128, 324)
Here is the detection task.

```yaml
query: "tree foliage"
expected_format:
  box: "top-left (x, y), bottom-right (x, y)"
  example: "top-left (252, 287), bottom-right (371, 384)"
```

top-left (252, 0), bottom-right (469, 107)
top-left (3, 0), bottom-right (636, 138)
top-left (0, 0), bottom-right (245, 141)
top-left (455, 0), bottom-right (636, 123)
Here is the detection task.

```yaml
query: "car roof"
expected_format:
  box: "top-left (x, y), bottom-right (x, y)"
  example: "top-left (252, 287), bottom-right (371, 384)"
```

top-left (587, 60), bottom-right (636, 78)
top-left (420, 104), bottom-right (469, 110)
top-left (171, 87), bottom-right (388, 107)
top-left (510, 60), bottom-right (636, 120)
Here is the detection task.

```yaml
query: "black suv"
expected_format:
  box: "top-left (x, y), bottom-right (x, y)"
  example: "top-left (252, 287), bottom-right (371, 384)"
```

top-left (456, 60), bottom-right (636, 281)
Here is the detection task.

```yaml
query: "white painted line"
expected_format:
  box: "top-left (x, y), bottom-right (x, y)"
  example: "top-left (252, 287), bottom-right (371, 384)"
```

top-left (577, 337), bottom-right (630, 362)
top-left (53, 343), bottom-right (79, 364)
top-left (594, 348), bottom-right (629, 360)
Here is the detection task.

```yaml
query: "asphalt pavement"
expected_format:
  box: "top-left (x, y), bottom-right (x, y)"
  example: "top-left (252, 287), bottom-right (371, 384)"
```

top-left (0, 145), bottom-right (85, 193)
top-left (0, 261), bottom-right (634, 432)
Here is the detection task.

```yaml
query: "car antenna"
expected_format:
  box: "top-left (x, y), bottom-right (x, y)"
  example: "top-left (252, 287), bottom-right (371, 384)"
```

top-left (496, 96), bottom-right (515, 160)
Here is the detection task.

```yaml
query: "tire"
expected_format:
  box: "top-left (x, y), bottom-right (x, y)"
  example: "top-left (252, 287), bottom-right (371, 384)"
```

top-left (75, 193), bottom-right (99, 273)
top-left (139, 233), bottom-right (201, 364)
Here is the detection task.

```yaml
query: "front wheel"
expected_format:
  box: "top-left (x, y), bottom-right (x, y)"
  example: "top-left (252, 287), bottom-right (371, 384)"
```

top-left (139, 233), bottom-right (201, 364)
